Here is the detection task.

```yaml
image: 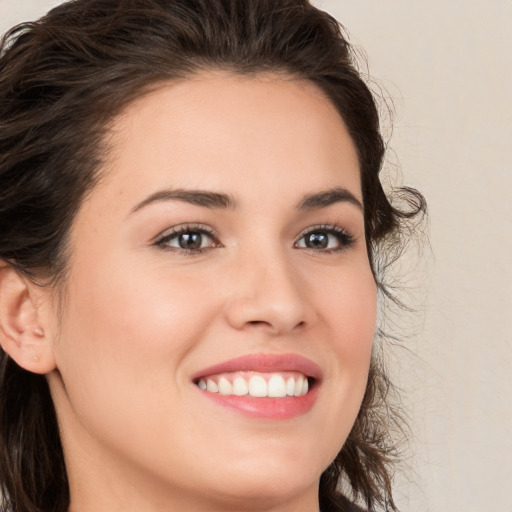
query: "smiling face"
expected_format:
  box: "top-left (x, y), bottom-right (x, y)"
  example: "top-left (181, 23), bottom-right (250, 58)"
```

top-left (45, 73), bottom-right (377, 511)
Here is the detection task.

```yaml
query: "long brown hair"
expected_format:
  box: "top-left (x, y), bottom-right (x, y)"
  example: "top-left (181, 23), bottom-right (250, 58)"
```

top-left (0, 1), bottom-right (425, 511)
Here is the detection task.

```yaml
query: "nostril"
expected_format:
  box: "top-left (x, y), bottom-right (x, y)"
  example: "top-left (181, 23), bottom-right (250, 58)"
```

top-left (245, 319), bottom-right (306, 331)
top-left (247, 320), bottom-right (272, 327)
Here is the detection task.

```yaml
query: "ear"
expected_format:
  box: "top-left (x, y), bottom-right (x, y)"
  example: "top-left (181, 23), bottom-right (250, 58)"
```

top-left (0, 263), bottom-right (56, 374)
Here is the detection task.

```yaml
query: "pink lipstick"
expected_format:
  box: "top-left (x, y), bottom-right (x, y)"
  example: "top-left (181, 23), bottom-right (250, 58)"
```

top-left (192, 354), bottom-right (321, 420)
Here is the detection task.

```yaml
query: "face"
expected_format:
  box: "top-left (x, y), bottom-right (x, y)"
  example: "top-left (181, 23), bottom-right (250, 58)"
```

top-left (46, 73), bottom-right (376, 511)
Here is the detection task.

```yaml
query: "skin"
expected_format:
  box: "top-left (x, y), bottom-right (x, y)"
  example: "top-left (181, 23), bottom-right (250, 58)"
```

top-left (0, 73), bottom-right (376, 512)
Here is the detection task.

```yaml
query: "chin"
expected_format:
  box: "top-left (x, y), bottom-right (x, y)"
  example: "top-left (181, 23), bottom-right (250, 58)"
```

top-left (201, 474), bottom-right (318, 511)
top-left (191, 448), bottom-right (325, 508)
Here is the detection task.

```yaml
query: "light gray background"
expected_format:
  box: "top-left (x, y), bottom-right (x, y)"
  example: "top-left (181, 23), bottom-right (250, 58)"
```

top-left (1, 1), bottom-right (511, 511)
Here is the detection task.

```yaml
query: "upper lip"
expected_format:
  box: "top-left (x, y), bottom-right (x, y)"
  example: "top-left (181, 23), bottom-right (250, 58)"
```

top-left (191, 353), bottom-right (323, 381)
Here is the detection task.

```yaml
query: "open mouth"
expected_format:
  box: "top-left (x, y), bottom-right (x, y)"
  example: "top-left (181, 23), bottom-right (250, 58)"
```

top-left (191, 353), bottom-right (321, 419)
top-left (194, 371), bottom-right (314, 398)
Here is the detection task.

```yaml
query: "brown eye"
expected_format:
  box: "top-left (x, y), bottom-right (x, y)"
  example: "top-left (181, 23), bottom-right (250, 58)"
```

top-left (304, 232), bottom-right (329, 249)
top-left (177, 232), bottom-right (203, 250)
top-left (157, 227), bottom-right (217, 252)
top-left (295, 226), bottom-right (355, 252)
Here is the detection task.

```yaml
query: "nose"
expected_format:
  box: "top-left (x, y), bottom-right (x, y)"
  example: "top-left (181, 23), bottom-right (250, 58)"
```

top-left (224, 250), bottom-right (316, 336)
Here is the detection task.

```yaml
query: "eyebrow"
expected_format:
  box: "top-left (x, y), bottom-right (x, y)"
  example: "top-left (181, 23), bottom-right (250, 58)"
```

top-left (129, 186), bottom-right (362, 215)
top-left (297, 187), bottom-right (363, 211)
top-left (130, 189), bottom-right (236, 214)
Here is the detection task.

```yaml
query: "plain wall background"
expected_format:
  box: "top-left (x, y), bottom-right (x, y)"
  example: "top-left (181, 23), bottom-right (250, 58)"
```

top-left (1, 1), bottom-right (511, 510)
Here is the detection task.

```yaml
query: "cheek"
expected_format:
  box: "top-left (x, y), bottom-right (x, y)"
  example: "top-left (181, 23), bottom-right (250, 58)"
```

top-left (53, 257), bottom-right (222, 419)
top-left (63, 255), bottom-right (217, 348)
top-left (319, 266), bottom-right (376, 407)
top-left (343, 275), bottom-right (376, 384)
top-left (51, 258), bottom-right (231, 478)
top-left (321, 265), bottom-right (377, 351)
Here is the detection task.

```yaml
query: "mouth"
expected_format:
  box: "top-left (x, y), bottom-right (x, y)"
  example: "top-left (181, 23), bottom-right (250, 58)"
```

top-left (195, 371), bottom-right (313, 398)
top-left (192, 354), bottom-right (321, 419)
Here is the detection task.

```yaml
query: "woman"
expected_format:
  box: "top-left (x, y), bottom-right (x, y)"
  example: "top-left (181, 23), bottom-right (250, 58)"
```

top-left (0, 1), bottom-right (425, 511)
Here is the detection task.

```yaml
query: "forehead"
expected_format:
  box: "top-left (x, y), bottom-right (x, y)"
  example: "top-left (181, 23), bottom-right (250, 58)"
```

top-left (93, 72), bottom-right (362, 212)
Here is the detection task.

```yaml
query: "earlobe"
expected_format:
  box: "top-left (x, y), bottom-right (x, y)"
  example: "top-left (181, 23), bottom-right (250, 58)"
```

top-left (0, 264), bottom-right (56, 374)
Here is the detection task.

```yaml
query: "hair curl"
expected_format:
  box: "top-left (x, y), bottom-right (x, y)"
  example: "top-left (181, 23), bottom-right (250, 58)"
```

top-left (0, 1), bottom-right (426, 511)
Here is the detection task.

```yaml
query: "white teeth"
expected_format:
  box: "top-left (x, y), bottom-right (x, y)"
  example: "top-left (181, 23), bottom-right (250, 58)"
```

top-left (218, 377), bottom-right (233, 395)
top-left (197, 373), bottom-right (311, 398)
top-left (232, 377), bottom-right (249, 396)
top-left (268, 375), bottom-right (287, 397)
top-left (294, 376), bottom-right (303, 397)
top-left (286, 377), bottom-right (295, 396)
top-left (302, 378), bottom-right (309, 396)
top-left (206, 379), bottom-right (219, 393)
top-left (248, 375), bottom-right (268, 397)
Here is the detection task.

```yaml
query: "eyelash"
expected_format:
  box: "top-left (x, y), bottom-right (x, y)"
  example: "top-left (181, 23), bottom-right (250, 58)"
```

top-left (155, 224), bottom-right (220, 255)
top-left (154, 223), bottom-right (356, 255)
top-left (295, 224), bottom-right (356, 253)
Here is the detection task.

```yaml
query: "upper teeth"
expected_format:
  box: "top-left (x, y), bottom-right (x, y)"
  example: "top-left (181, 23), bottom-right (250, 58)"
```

top-left (197, 373), bottom-right (309, 398)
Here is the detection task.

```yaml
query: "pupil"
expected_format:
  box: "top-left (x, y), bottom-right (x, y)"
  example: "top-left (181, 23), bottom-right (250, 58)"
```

top-left (179, 232), bottom-right (202, 249)
top-left (307, 232), bottom-right (328, 249)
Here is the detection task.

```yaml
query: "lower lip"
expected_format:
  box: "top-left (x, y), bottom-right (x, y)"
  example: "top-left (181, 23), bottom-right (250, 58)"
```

top-left (197, 384), bottom-right (319, 420)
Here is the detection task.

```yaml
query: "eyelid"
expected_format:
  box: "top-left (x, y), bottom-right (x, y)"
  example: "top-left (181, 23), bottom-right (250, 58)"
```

top-left (154, 223), bottom-right (213, 240)
top-left (153, 223), bottom-right (221, 252)
top-left (294, 223), bottom-right (356, 252)
top-left (151, 222), bottom-right (355, 255)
